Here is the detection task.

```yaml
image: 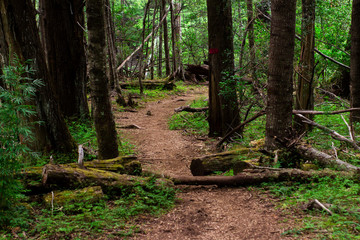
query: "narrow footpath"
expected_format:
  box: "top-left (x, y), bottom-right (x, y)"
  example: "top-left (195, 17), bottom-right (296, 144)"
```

top-left (114, 87), bottom-right (299, 240)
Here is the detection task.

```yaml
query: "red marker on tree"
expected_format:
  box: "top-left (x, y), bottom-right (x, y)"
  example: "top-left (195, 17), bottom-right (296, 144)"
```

top-left (209, 48), bottom-right (219, 54)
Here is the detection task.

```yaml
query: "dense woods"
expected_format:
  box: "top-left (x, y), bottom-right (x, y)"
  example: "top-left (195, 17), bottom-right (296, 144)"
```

top-left (1, 0), bottom-right (360, 238)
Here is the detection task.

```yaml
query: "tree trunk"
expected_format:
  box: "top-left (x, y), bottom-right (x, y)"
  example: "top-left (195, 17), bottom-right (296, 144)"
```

top-left (0, 0), bottom-right (75, 152)
top-left (158, 0), bottom-right (163, 78)
top-left (295, 0), bottom-right (315, 133)
top-left (265, 0), bottom-right (296, 150)
top-left (170, 0), bottom-right (183, 78)
top-left (150, 2), bottom-right (158, 80)
top-left (207, 0), bottom-right (240, 137)
top-left (162, 0), bottom-right (171, 76)
top-left (350, 0), bottom-right (360, 129)
top-left (39, 0), bottom-right (89, 119)
top-left (247, 0), bottom-right (258, 87)
top-left (86, 0), bottom-right (119, 159)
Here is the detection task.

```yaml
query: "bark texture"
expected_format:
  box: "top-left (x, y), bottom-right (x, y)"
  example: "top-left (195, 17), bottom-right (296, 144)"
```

top-left (86, 0), bottom-right (119, 159)
top-left (0, 0), bottom-right (75, 152)
top-left (39, 0), bottom-right (89, 119)
top-left (350, 0), bottom-right (360, 126)
top-left (265, 0), bottom-right (296, 149)
top-left (295, 0), bottom-right (315, 132)
top-left (207, 0), bottom-right (240, 137)
top-left (162, 0), bottom-right (171, 76)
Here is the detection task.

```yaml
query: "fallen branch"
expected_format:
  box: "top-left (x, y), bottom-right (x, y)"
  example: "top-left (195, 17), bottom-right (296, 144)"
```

top-left (171, 168), bottom-right (354, 186)
top-left (293, 108), bottom-right (360, 115)
top-left (216, 110), bottom-right (266, 148)
top-left (174, 105), bottom-right (208, 113)
top-left (295, 113), bottom-right (360, 151)
top-left (116, 6), bottom-right (171, 72)
top-left (295, 143), bottom-right (359, 171)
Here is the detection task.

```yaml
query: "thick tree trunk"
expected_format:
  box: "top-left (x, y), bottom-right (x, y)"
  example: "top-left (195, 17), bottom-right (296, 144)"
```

top-left (39, 0), bottom-right (89, 119)
top-left (295, 0), bottom-right (315, 133)
top-left (265, 0), bottom-right (296, 149)
top-left (150, 2), bottom-right (158, 80)
top-left (170, 0), bottom-right (183, 78)
top-left (86, 0), bottom-right (119, 159)
top-left (158, 1), bottom-right (163, 78)
top-left (350, 0), bottom-right (360, 128)
top-left (0, 0), bottom-right (75, 152)
top-left (207, 0), bottom-right (240, 137)
top-left (162, 0), bottom-right (171, 76)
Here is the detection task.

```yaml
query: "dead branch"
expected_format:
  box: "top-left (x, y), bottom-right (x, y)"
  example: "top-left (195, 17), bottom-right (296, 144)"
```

top-left (174, 105), bottom-right (208, 113)
top-left (293, 108), bottom-right (360, 115)
top-left (216, 110), bottom-right (266, 148)
top-left (295, 113), bottom-right (360, 151)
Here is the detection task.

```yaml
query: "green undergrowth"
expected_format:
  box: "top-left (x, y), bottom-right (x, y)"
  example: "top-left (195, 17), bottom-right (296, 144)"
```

top-left (0, 178), bottom-right (176, 239)
top-left (123, 80), bottom-right (188, 105)
top-left (168, 96), bottom-right (209, 136)
top-left (261, 176), bottom-right (360, 239)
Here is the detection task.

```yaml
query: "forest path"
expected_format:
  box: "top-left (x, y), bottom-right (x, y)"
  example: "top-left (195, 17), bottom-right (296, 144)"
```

top-left (114, 86), bottom-right (296, 240)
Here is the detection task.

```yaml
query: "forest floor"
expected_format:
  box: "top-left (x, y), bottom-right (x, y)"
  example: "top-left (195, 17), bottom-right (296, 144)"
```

top-left (114, 86), bottom-right (306, 240)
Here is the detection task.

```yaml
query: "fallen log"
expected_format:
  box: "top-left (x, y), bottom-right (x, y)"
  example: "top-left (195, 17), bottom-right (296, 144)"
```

top-left (42, 164), bottom-right (173, 196)
top-left (120, 80), bottom-right (175, 90)
top-left (172, 168), bottom-right (354, 186)
top-left (190, 148), bottom-right (261, 176)
top-left (174, 105), bottom-right (208, 113)
top-left (295, 144), bottom-right (360, 171)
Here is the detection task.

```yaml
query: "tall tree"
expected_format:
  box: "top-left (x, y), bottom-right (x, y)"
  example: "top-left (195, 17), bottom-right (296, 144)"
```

top-left (207, 0), bottom-right (240, 137)
top-left (162, 0), bottom-right (171, 76)
top-left (295, 0), bottom-right (315, 132)
top-left (86, 0), bottom-right (119, 159)
top-left (0, 0), bottom-right (75, 152)
top-left (265, 0), bottom-right (297, 149)
top-left (39, 0), bottom-right (89, 119)
top-left (158, 0), bottom-right (163, 78)
top-left (247, 0), bottom-right (257, 86)
top-left (170, 0), bottom-right (183, 78)
top-left (350, 0), bottom-right (360, 128)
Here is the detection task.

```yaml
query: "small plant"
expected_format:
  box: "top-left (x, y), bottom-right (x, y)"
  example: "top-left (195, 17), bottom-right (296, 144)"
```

top-left (0, 58), bottom-right (41, 227)
top-left (168, 97), bottom-right (209, 136)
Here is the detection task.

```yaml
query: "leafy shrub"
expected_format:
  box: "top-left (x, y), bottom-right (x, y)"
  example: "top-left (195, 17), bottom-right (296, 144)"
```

top-left (0, 59), bottom-right (41, 227)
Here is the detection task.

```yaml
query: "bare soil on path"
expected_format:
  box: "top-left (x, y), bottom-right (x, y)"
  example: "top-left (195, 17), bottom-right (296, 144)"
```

top-left (114, 87), bottom-right (300, 240)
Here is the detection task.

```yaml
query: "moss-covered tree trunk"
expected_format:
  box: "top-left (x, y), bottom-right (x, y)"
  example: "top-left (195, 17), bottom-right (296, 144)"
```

top-left (207, 0), bottom-right (240, 137)
top-left (86, 0), bottom-right (119, 159)
top-left (265, 0), bottom-right (296, 149)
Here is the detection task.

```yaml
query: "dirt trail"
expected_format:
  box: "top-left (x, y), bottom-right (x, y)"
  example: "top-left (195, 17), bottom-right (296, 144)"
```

top-left (114, 87), bottom-right (296, 240)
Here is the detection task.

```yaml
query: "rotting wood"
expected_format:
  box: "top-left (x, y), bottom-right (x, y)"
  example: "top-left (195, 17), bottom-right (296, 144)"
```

top-left (296, 113), bottom-right (360, 151)
top-left (295, 143), bottom-right (360, 171)
top-left (171, 168), bottom-right (354, 186)
top-left (174, 105), bottom-right (208, 113)
top-left (190, 148), bottom-right (260, 176)
top-left (41, 164), bottom-right (172, 195)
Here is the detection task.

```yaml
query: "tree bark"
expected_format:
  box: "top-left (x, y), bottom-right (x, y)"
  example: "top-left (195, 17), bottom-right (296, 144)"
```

top-left (86, 0), bottom-right (119, 159)
top-left (170, 0), bottom-right (183, 78)
top-left (39, 0), bottom-right (89, 119)
top-left (0, 0), bottom-right (75, 152)
top-left (207, 0), bottom-right (240, 137)
top-left (350, 0), bottom-right (360, 128)
top-left (265, 0), bottom-right (296, 149)
top-left (162, 0), bottom-right (171, 76)
top-left (247, 0), bottom-right (258, 88)
top-left (150, 1), bottom-right (158, 80)
top-left (158, 0), bottom-right (163, 78)
top-left (295, 0), bottom-right (315, 133)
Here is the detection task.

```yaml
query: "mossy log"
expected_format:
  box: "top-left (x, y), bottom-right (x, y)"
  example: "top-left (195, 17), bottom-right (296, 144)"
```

top-left (43, 186), bottom-right (104, 207)
top-left (42, 164), bottom-right (173, 196)
top-left (173, 168), bottom-right (355, 186)
top-left (68, 155), bottom-right (142, 175)
top-left (190, 148), bottom-right (260, 176)
top-left (120, 80), bottom-right (175, 90)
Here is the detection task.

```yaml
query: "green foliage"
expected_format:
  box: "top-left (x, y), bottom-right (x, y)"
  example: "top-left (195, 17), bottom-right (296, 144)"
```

top-left (262, 176), bottom-right (360, 239)
top-left (168, 96), bottom-right (209, 136)
top-left (0, 58), bottom-right (41, 227)
top-left (25, 179), bottom-right (175, 239)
